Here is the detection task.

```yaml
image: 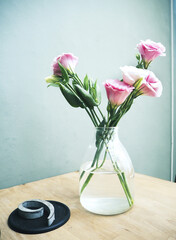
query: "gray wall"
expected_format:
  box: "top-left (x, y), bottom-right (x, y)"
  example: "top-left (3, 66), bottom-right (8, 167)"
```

top-left (0, 0), bottom-right (172, 188)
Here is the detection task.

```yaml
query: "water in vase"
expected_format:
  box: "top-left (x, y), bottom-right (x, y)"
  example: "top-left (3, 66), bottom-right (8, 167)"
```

top-left (80, 160), bottom-right (134, 215)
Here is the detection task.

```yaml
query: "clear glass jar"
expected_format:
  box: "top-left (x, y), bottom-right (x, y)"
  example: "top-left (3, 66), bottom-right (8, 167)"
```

top-left (79, 127), bottom-right (134, 215)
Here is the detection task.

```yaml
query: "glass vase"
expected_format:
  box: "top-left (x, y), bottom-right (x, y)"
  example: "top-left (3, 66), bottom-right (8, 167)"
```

top-left (79, 127), bottom-right (134, 215)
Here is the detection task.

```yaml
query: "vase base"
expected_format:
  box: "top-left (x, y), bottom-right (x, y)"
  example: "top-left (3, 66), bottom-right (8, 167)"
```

top-left (80, 197), bottom-right (132, 215)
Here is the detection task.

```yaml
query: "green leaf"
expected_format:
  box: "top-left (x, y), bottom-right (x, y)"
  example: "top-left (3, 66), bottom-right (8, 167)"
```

top-left (83, 75), bottom-right (89, 90)
top-left (45, 75), bottom-right (62, 84)
top-left (88, 78), bottom-right (93, 93)
top-left (58, 62), bottom-right (69, 84)
top-left (136, 54), bottom-right (140, 61)
top-left (87, 80), bottom-right (101, 106)
top-left (60, 85), bottom-right (84, 108)
top-left (74, 84), bottom-right (98, 108)
top-left (93, 80), bottom-right (101, 104)
top-left (90, 85), bottom-right (96, 99)
top-left (136, 63), bottom-right (143, 69)
top-left (47, 83), bottom-right (60, 88)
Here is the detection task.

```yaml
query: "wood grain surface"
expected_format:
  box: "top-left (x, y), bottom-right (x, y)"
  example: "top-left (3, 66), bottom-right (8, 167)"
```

top-left (0, 172), bottom-right (176, 240)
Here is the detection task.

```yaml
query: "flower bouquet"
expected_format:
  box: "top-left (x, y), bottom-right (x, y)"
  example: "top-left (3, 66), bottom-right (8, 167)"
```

top-left (45, 40), bottom-right (165, 215)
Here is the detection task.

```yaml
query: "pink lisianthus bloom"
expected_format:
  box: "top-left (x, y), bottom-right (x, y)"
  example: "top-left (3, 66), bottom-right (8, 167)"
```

top-left (104, 79), bottom-right (134, 106)
top-left (120, 66), bottom-right (163, 97)
top-left (137, 39), bottom-right (166, 63)
top-left (53, 53), bottom-right (78, 76)
top-left (140, 71), bottom-right (163, 97)
top-left (120, 66), bottom-right (147, 85)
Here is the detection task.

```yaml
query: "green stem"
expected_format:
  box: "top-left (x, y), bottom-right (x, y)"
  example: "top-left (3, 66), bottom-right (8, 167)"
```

top-left (122, 172), bottom-right (133, 204)
top-left (109, 96), bottom-right (134, 127)
top-left (81, 143), bottom-right (108, 194)
top-left (75, 73), bottom-right (84, 87)
top-left (79, 170), bottom-right (85, 180)
top-left (80, 128), bottom-right (133, 208)
top-left (90, 109), bottom-right (98, 126)
top-left (80, 173), bottom-right (94, 194)
top-left (80, 129), bottom-right (110, 193)
top-left (96, 145), bottom-right (108, 168)
top-left (69, 72), bottom-right (84, 87)
top-left (114, 162), bottom-right (133, 206)
top-left (86, 108), bottom-right (97, 126)
top-left (91, 141), bottom-right (104, 167)
top-left (92, 108), bottom-right (101, 124)
top-left (97, 106), bottom-right (104, 119)
top-left (117, 173), bottom-right (132, 206)
top-left (101, 132), bottom-right (133, 207)
top-left (80, 140), bottom-right (104, 181)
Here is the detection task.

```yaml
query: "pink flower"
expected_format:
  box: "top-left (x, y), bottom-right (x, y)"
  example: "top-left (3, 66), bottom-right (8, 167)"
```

top-left (137, 39), bottom-right (166, 63)
top-left (53, 53), bottom-right (78, 76)
top-left (120, 66), bottom-right (163, 97)
top-left (140, 71), bottom-right (163, 97)
top-left (120, 66), bottom-right (147, 85)
top-left (104, 79), bottom-right (134, 106)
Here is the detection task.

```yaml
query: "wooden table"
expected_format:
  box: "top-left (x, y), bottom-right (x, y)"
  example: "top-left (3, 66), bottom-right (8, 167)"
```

top-left (0, 172), bottom-right (176, 240)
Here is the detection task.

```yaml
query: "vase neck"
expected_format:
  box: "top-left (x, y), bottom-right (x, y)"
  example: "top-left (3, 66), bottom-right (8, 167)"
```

top-left (95, 127), bottom-right (119, 133)
top-left (95, 127), bottom-right (119, 141)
